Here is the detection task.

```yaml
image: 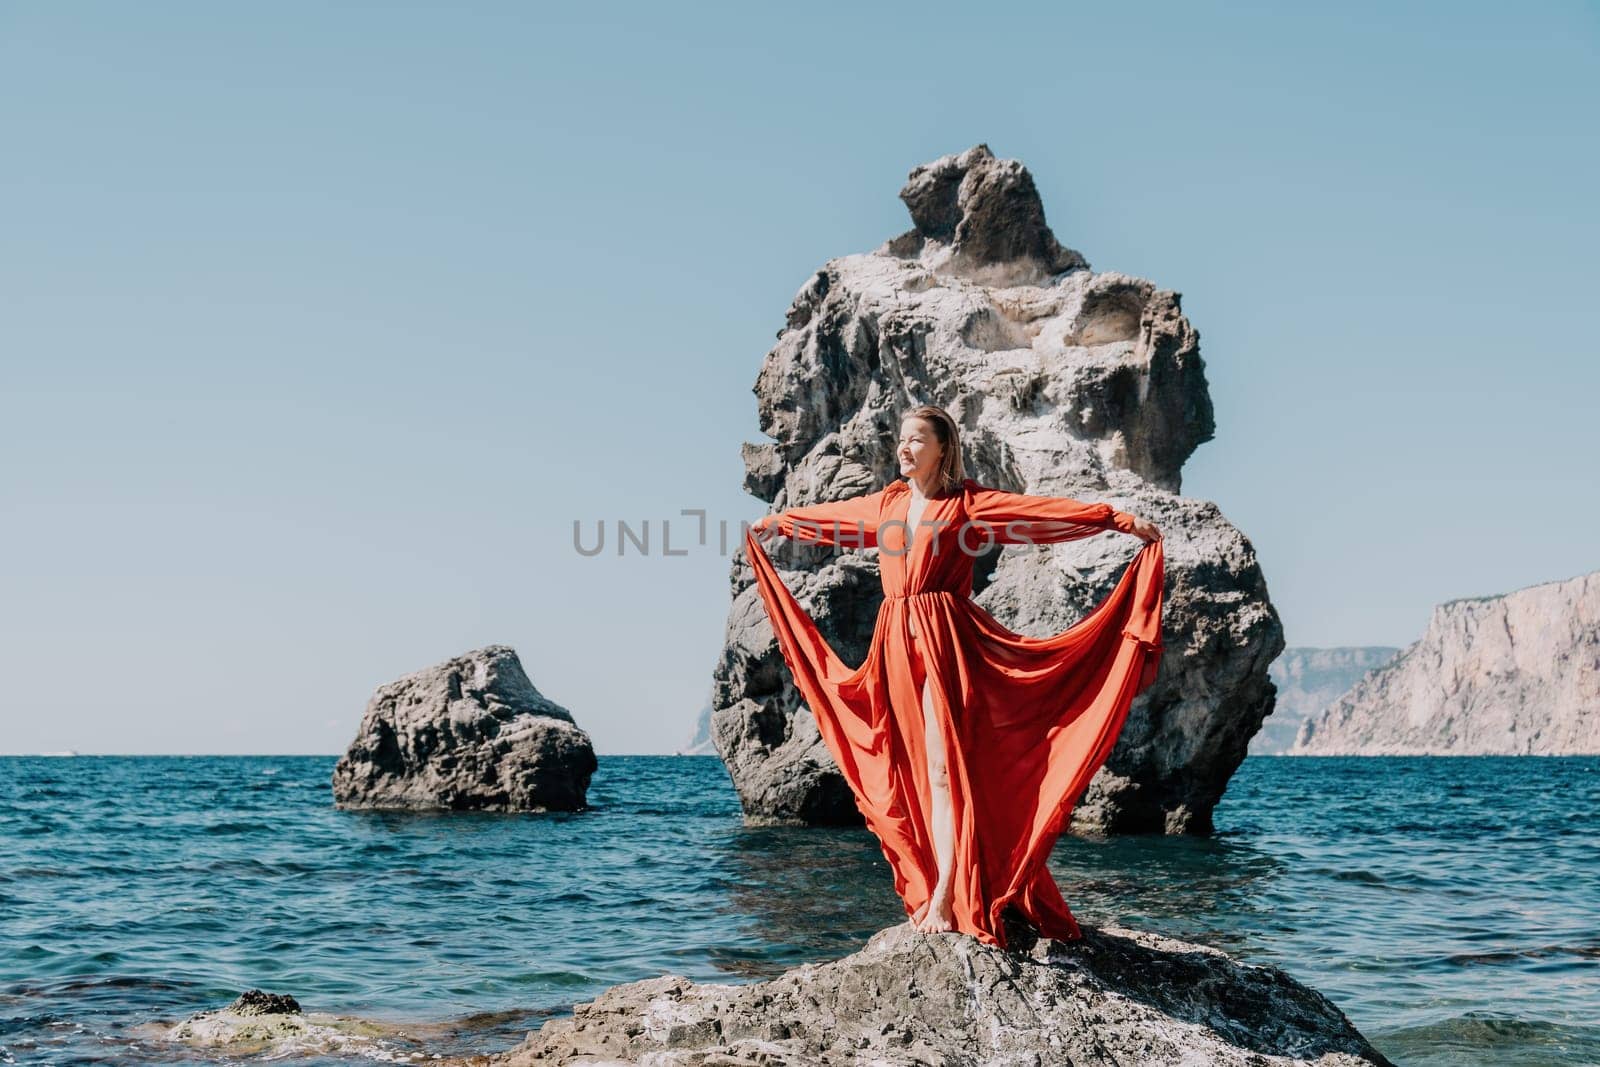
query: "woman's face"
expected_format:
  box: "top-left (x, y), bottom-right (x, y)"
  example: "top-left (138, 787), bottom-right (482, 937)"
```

top-left (897, 417), bottom-right (943, 482)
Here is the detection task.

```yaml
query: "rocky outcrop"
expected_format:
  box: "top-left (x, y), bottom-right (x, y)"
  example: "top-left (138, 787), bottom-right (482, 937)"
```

top-left (1251, 647), bottom-right (1401, 755)
top-left (332, 645), bottom-right (596, 811)
top-left (713, 144), bottom-right (1284, 834)
top-left (1291, 571), bottom-right (1600, 755)
top-left (496, 922), bottom-right (1392, 1066)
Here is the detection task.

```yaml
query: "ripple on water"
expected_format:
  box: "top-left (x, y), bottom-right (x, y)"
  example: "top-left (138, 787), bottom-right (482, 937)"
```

top-left (1378, 1012), bottom-right (1600, 1067)
top-left (1443, 942), bottom-right (1600, 966)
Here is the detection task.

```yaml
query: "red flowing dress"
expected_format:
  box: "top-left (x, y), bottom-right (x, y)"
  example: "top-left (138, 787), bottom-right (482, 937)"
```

top-left (746, 476), bottom-right (1164, 948)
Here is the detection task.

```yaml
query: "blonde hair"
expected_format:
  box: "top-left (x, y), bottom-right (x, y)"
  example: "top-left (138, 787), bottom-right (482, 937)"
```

top-left (903, 404), bottom-right (966, 496)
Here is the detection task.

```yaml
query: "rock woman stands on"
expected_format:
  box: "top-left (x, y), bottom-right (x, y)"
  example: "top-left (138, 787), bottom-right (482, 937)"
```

top-left (749, 403), bottom-right (1164, 945)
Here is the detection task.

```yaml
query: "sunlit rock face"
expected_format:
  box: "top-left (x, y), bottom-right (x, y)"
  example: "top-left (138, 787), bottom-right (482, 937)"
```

top-left (1292, 571), bottom-right (1600, 755)
top-left (498, 921), bottom-right (1393, 1066)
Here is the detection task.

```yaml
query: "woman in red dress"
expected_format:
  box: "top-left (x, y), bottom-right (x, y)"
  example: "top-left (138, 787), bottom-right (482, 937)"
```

top-left (748, 404), bottom-right (1164, 947)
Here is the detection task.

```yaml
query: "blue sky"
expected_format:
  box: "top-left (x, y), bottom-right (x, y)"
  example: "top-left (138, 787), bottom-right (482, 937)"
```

top-left (3, 2), bottom-right (1596, 755)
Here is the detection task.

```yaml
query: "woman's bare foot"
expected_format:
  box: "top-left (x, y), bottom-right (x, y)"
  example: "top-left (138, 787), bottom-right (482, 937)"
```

top-left (907, 900), bottom-right (929, 927)
top-left (912, 885), bottom-right (954, 933)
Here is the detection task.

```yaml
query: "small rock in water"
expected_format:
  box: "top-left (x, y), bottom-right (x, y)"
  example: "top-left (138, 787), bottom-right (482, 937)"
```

top-left (161, 989), bottom-right (427, 1060)
top-left (166, 991), bottom-right (318, 1052)
top-left (333, 644), bottom-right (597, 813)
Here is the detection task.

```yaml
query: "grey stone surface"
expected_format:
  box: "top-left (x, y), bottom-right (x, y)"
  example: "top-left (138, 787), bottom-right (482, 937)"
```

top-left (713, 144), bottom-right (1284, 834)
top-left (496, 921), bottom-right (1393, 1066)
top-left (1291, 570), bottom-right (1600, 755)
top-left (332, 645), bottom-right (596, 811)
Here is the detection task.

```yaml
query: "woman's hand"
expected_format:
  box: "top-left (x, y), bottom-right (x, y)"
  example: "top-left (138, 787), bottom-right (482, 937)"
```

top-left (753, 518), bottom-right (780, 544)
top-left (1126, 515), bottom-right (1162, 543)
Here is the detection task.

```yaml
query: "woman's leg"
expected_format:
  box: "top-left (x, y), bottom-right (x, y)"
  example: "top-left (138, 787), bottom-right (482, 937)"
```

top-left (913, 673), bottom-right (956, 932)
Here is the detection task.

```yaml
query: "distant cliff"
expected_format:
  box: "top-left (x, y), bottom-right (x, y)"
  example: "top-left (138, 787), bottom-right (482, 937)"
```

top-left (1290, 571), bottom-right (1600, 755)
top-left (1250, 648), bottom-right (1400, 755)
top-left (678, 702), bottom-right (715, 756)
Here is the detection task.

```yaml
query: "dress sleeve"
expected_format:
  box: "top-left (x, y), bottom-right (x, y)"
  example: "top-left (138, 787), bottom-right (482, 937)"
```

top-left (753, 487), bottom-right (887, 549)
top-left (963, 480), bottom-right (1139, 545)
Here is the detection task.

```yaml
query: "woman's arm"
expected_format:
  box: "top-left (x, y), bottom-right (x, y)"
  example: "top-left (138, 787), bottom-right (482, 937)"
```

top-left (753, 487), bottom-right (889, 549)
top-left (964, 482), bottom-right (1159, 545)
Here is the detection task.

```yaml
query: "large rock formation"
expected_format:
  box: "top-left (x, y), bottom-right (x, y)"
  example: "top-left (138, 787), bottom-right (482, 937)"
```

top-left (1291, 570), bottom-right (1600, 755)
top-left (713, 144), bottom-right (1284, 834)
top-left (1251, 647), bottom-right (1401, 755)
top-left (332, 645), bottom-right (596, 811)
top-left (495, 922), bottom-right (1392, 1066)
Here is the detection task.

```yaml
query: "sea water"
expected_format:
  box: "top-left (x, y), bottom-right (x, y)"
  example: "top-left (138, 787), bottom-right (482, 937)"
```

top-left (1, 754), bottom-right (1596, 1065)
